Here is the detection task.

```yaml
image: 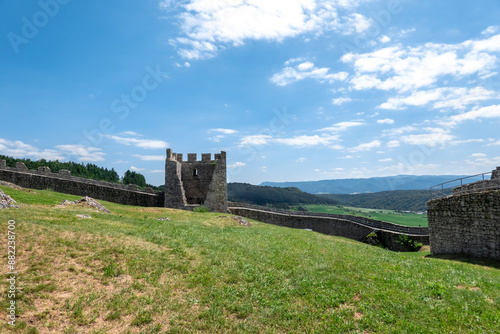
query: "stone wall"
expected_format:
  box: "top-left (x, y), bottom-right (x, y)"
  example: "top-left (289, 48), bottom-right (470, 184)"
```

top-left (228, 202), bottom-right (429, 234)
top-left (427, 191), bottom-right (500, 260)
top-left (0, 161), bottom-right (164, 207)
top-left (228, 204), bottom-right (429, 251)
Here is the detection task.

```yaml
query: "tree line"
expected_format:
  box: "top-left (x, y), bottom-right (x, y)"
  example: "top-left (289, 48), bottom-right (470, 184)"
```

top-left (0, 155), bottom-right (163, 191)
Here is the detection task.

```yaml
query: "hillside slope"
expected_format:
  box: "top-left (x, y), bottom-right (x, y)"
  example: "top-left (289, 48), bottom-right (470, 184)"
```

top-left (320, 189), bottom-right (442, 212)
top-left (0, 185), bottom-right (498, 333)
top-left (261, 174), bottom-right (472, 194)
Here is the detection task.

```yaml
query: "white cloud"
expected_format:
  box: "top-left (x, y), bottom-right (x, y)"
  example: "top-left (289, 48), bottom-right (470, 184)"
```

top-left (209, 128), bottom-right (238, 134)
top-left (386, 140), bottom-right (400, 148)
top-left (482, 26), bottom-right (499, 35)
top-left (132, 154), bottom-right (165, 161)
top-left (379, 87), bottom-right (498, 110)
top-left (444, 104), bottom-right (500, 127)
top-left (450, 138), bottom-right (485, 145)
top-left (379, 35), bottom-right (390, 43)
top-left (105, 135), bottom-right (169, 149)
top-left (318, 121), bottom-right (365, 132)
top-left (488, 140), bottom-right (500, 146)
top-left (130, 166), bottom-right (146, 172)
top-left (350, 139), bottom-right (381, 152)
top-left (274, 134), bottom-right (336, 147)
top-left (400, 128), bottom-right (455, 147)
top-left (165, 0), bottom-right (376, 59)
top-left (239, 132), bottom-right (342, 148)
top-left (55, 145), bottom-right (106, 162)
top-left (379, 158), bottom-right (392, 162)
top-left (343, 13), bottom-right (372, 34)
top-left (260, 166), bottom-right (268, 172)
top-left (120, 131), bottom-right (142, 137)
top-left (296, 157), bottom-right (307, 162)
top-left (332, 97), bottom-right (352, 105)
top-left (297, 61), bottom-right (315, 71)
top-left (377, 118), bottom-right (394, 124)
top-left (208, 128), bottom-right (239, 142)
top-left (0, 138), bottom-right (67, 161)
top-left (465, 156), bottom-right (500, 167)
top-left (239, 134), bottom-right (272, 146)
top-left (228, 161), bottom-right (246, 168)
top-left (471, 153), bottom-right (487, 158)
top-left (343, 34), bottom-right (500, 93)
top-left (271, 60), bottom-right (348, 86)
top-left (383, 126), bottom-right (418, 137)
top-left (285, 57), bottom-right (308, 65)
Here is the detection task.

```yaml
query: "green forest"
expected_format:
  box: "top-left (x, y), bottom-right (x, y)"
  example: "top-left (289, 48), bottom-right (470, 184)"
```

top-left (227, 182), bottom-right (336, 206)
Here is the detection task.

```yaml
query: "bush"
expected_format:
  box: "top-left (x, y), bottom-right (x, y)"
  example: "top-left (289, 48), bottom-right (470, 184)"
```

top-left (193, 206), bottom-right (209, 213)
top-left (396, 234), bottom-right (423, 251)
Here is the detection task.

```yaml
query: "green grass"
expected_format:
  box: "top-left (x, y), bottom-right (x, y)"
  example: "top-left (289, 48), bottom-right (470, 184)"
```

top-left (0, 185), bottom-right (499, 333)
top-left (302, 204), bottom-right (429, 227)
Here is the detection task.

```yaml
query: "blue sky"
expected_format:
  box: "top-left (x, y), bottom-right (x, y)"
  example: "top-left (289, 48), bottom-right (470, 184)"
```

top-left (1, 0), bottom-right (500, 186)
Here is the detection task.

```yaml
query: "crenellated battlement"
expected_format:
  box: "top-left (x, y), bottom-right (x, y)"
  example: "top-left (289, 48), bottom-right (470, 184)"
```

top-left (166, 149), bottom-right (226, 163)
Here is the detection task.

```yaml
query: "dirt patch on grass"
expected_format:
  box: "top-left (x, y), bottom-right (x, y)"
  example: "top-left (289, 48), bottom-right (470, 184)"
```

top-left (0, 223), bottom-right (190, 333)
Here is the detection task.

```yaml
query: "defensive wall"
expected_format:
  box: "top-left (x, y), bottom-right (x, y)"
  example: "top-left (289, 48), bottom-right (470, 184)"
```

top-left (0, 160), bottom-right (164, 207)
top-left (228, 202), bottom-right (429, 251)
top-left (427, 167), bottom-right (500, 260)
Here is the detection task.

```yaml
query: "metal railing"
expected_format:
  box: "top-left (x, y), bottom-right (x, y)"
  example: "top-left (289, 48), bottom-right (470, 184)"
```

top-left (430, 172), bottom-right (492, 199)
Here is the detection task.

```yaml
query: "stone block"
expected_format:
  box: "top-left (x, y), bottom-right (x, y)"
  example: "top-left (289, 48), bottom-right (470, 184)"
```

top-left (127, 184), bottom-right (139, 191)
top-left (15, 162), bottom-right (28, 171)
top-left (38, 166), bottom-right (51, 174)
top-left (59, 169), bottom-right (71, 178)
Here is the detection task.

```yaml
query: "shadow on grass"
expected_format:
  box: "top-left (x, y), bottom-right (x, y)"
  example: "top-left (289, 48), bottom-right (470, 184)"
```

top-left (426, 253), bottom-right (500, 270)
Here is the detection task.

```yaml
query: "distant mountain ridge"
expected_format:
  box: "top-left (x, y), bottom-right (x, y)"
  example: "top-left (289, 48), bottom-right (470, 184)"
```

top-left (260, 175), bottom-right (470, 194)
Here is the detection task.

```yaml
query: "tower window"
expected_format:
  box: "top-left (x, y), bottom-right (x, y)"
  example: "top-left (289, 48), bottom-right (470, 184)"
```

top-left (193, 169), bottom-right (198, 177)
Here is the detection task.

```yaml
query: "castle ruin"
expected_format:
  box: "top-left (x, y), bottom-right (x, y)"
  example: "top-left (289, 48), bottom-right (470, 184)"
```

top-left (164, 149), bottom-right (227, 213)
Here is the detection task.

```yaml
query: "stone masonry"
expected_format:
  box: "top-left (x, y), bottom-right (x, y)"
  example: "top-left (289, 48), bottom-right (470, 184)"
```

top-left (427, 166), bottom-right (500, 260)
top-left (164, 149), bottom-right (228, 212)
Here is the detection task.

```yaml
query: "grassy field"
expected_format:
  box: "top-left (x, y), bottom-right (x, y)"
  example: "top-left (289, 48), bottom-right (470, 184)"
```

top-left (0, 185), bottom-right (499, 333)
top-left (302, 205), bottom-right (429, 227)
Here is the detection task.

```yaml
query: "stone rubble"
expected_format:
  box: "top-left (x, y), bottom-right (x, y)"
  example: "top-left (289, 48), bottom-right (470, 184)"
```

top-left (0, 189), bottom-right (19, 209)
top-left (76, 214), bottom-right (92, 219)
top-left (58, 196), bottom-right (111, 213)
top-left (216, 215), bottom-right (252, 227)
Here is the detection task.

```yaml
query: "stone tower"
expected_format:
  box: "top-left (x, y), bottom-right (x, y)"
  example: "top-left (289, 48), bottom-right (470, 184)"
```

top-left (164, 149), bottom-right (228, 212)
